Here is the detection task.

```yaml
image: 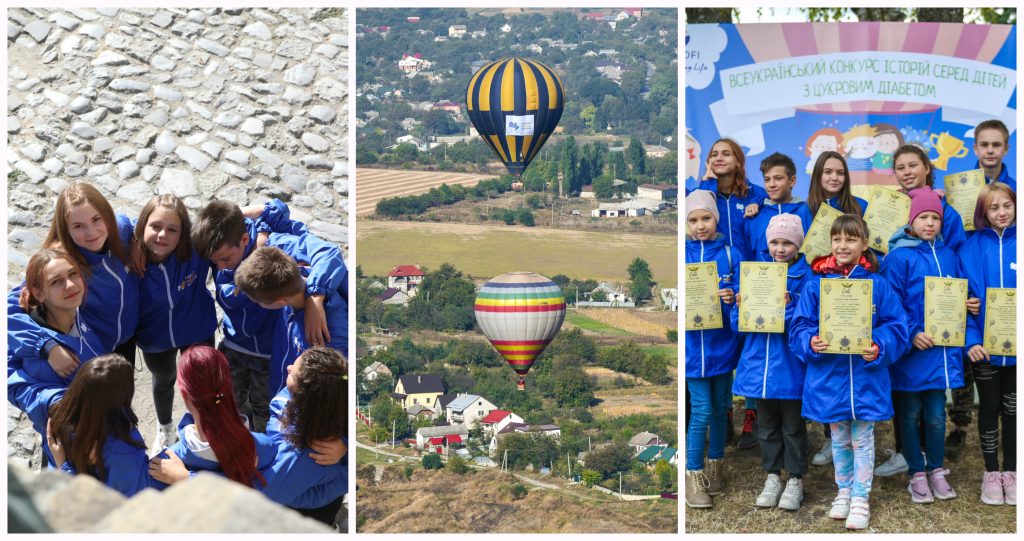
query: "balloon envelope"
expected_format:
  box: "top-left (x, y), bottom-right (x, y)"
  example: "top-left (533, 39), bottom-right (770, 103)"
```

top-left (474, 272), bottom-right (566, 389)
top-left (466, 58), bottom-right (564, 178)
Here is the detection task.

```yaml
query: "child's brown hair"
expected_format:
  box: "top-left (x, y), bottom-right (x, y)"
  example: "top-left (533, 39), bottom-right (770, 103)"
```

top-left (973, 181), bottom-right (1016, 231)
top-left (234, 246), bottom-right (305, 304)
top-left (192, 201), bottom-right (247, 259)
top-left (44, 183), bottom-right (129, 268)
top-left (133, 194), bottom-right (192, 264)
top-left (830, 214), bottom-right (879, 271)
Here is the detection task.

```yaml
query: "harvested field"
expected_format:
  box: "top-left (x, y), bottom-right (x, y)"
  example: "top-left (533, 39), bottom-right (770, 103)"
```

top-left (356, 168), bottom-right (497, 216)
top-left (356, 220), bottom-right (677, 286)
top-left (592, 384), bottom-right (678, 418)
top-left (577, 308), bottom-right (676, 338)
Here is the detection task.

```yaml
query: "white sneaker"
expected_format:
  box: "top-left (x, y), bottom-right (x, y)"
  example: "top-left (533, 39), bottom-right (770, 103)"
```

top-left (755, 473), bottom-right (783, 507)
top-left (778, 477), bottom-right (804, 511)
top-left (845, 497), bottom-right (870, 530)
top-left (874, 449), bottom-right (908, 477)
top-left (155, 422), bottom-right (178, 449)
top-left (829, 488), bottom-right (852, 519)
top-left (812, 439), bottom-right (833, 465)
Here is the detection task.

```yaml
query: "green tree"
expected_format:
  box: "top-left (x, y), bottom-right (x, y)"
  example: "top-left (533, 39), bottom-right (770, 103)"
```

top-left (369, 395), bottom-right (410, 440)
top-left (510, 483), bottom-right (529, 500)
top-left (391, 143), bottom-right (420, 163)
top-left (422, 453), bottom-right (444, 470)
top-left (447, 455), bottom-right (470, 474)
top-left (583, 441), bottom-right (634, 477)
top-left (627, 258), bottom-right (651, 282)
top-left (655, 460), bottom-right (675, 490)
top-left (560, 136), bottom-right (579, 195)
top-left (554, 364), bottom-right (594, 408)
top-left (626, 136), bottom-right (646, 175)
top-left (581, 469), bottom-right (602, 487)
top-left (517, 208), bottom-right (535, 227)
top-left (502, 209), bottom-right (516, 225)
top-left (666, 329), bottom-right (678, 343)
top-left (591, 174), bottom-right (614, 199)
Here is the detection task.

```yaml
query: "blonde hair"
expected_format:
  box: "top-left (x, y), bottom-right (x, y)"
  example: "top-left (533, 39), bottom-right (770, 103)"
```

top-left (843, 123), bottom-right (877, 141)
top-left (974, 182), bottom-right (1016, 230)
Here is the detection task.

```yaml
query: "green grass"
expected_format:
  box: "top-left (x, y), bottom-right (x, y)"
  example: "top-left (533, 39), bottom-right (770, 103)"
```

top-left (565, 312), bottom-right (634, 336)
top-left (636, 344), bottom-right (678, 359)
top-left (357, 221), bottom-right (677, 287)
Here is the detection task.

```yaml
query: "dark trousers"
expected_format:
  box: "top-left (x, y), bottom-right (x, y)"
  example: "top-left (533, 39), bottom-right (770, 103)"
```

top-left (292, 494), bottom-right (344, 528)
top-left (113, 335), bottom-right (137, 366)
top-left (973, 363), bottom-right (1016, 472)
top-left (758, 398), bottom-right (808, 477)
top-left (141, 337), bottom-right (214, 425)
top-left (949, 356), bottom-right (976, 428)
top-left (892, 391), bottom-right (925, 453)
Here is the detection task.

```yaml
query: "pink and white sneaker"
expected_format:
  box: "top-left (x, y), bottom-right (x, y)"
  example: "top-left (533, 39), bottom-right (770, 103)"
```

top-left (927, 468), bottom-right (957, 500)
top-left (908, 472), bottom-right (934, 503)
top-left (981, 471), bottom-right (1004, 505)
top-left (1003, 472), bottom-right (1016, 506)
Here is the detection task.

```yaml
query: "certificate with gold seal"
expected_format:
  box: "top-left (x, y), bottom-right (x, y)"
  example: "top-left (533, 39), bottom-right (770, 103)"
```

top-left (924, 276), bottom-right (968, 347)
top-left (739, 262), bottom-right (787, 333)
top-left (819, 278), bottom-right (872, 354)
top-left (803, 203), bottom-right (845, 263)
top-left (863, 186), bottom-right (911, 254)
top-left (984, 288), bottom-right (1016, 356)
top-left (944, 169), bottom-right (985, 231)
top-left (686, 262), bottom-right (723, 331)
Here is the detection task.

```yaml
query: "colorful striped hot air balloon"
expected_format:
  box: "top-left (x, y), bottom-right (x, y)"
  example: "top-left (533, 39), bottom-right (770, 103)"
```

top-left (465, 58), bottom-right (564, 179)
top-left (474, 272), bottom-right (566, 391)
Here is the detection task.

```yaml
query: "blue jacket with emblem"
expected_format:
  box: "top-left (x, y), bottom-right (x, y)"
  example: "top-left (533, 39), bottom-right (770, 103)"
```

top-left (826, 195), bottom-right (869, 216)
top-left (962, 224), bottom-right (1016, 367)
top-left (743, 201), bottom-right (812, 261)
top-left (881, 230), bottom-right (966, 391)
top-left (789, 263), bottom-right (910, 422)
top-left (691, 179), bottom-right (768, 260)
top-left (260, 388), bottom-right (347, 508)
top-left (684, 235), bottom-right (741, 379)
top-left (731, 256), bottom-right (812, 400)
top-left (136, 247), bottom-right (217, 353)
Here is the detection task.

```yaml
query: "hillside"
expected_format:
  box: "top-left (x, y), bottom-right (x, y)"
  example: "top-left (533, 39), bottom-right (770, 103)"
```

top-left (357, 467), bottom-right (677, 533)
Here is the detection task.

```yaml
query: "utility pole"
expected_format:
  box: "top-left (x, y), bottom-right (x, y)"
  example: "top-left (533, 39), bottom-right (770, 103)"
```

top-left (619, 472), bottom-right (622, 500)
top-left (391, 419), bottom-right (396, 450)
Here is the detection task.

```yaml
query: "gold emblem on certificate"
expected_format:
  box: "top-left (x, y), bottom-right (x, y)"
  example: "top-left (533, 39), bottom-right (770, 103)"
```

top-left (686, 262), bottom-right (723, 331)
top-left (863, 186), bottom-right (911, 253)
top-left (924, 276), bottom-right (968, 347)
top-left (739, 262), bottom-right (787, 333)
top-left (984, 288), bottom-right (1016, 356)
top-left (819, 278), bottom-right (872, 354)
top-left (803, 203), bottom-right (845, 263)
top-left (943, 169), bottom-right (985, 231)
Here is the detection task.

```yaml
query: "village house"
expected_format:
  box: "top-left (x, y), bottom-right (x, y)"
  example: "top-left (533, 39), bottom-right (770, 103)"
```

top-left (526, 43), bottom-right (543, 54)
top-left (500, 23), bottom-right (511, 33)
top-left (470, 30), bottom-right (487, 39)
top-left (434, 35), bottom-right (448, 42)
top-left (636, 445), bottom-right (678, 468)
top-left (392, 373), bottom-right (445, 410)
top-left (398, 53), bottom-right (427, 73)
top-left (637, 183), bottom-right (678, 201)
top-left (406, 16), bottom-right (420, 23)
top-left (416, 424), bottom-right (469, 451)
top-left (400, 117), bottom-right (421, 131)
top-left (629, 431), bottom-right (665, 454)
top-left (362, 361), bottom-right (393, 381)
top-left (405, 403), bottom-right (435, 420)
top-left (591, 198), bottom-right (663, 218)
top-left (490, 423), bottom-right (561, 456)
top-left (378, 288), bottom-right (412, 305)
top-left (445, 394), bottom-right (498, 429)
top-left (584, 282), bottom-right (632, 305)
top-left (478, 410), bottom-right (525, 437)
top-left (580, 185), bottom-right (595, 199)
top-left (432, 393), bottom-right (458, 418)
top-left (387, 264), bottom-right (424, 295)
top-left (643, 145), bottom-right (672, 159)
top-left (448, 24), bottom-right (467, 38)
top-left (661, 287), bottom-right (678, 312)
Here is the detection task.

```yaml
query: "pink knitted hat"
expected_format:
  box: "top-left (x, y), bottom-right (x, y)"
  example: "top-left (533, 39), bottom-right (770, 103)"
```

top-left (907, 187), bottom-right (943, 224)
top-left (766, 213), bottom-right (804, 248)
top-left (686, 189), bottom-right (719, 222)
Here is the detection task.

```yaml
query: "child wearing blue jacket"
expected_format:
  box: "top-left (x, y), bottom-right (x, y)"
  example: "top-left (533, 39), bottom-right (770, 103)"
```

top-left (691, 138), bottom-right (768, 260)
top-left (7, 249), bottom-right (105, 466)
top-left (808, 151), bottom-right (869, 218)
top-left (790, 214), bottom-right (910, 530)
top-left (8, 183), bottom-right (141, 371)
top-left (961, 182), bottom-right (1016, 506)
top-left (264, 347), bottom-right (348, 526)
top-left (732, 214), bottom-right (812, 510)
top-left (882, 188), bottom-right (976, 503)
top-left (193, 200), bottom-right (339, 433)
top-left (46, 354), bottom-right (157, 497)
top-left (148, 346), bottom-right (275, 490)
top-left (684, 190), bottom-right (741, 509)
top-left (131, 195), bottom-right (218, 450)
top-left (892, 145), bottom-right (967, 251)
top-left (234, 246), bottom-right (348, 398)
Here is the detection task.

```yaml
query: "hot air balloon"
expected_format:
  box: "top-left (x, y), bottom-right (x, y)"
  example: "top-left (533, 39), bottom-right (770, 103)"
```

top-left (465, 58), bottom-right (564, 179)
top-left (474, 272), bottom-right (566, 391)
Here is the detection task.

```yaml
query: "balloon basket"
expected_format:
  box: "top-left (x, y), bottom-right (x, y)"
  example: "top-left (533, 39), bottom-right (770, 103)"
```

top-left (517, 377), bottom-right (525, 391)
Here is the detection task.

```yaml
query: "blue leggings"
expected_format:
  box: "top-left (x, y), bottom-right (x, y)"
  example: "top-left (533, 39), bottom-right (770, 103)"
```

top-left (687, 372), bottom-right (732, 470)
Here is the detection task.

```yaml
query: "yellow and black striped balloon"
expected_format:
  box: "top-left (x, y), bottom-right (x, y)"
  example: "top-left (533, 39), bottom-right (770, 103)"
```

top-left (466, 58), bottom-right (564, 178)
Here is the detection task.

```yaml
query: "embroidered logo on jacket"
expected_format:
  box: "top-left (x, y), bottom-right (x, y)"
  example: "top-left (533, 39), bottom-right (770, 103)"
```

top-left (178, 272), bottom-right (198, 292)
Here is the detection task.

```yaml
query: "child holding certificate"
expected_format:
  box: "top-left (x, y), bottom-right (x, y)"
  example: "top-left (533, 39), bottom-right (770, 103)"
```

top-left (731, 214), bottom-right (812, 510)
top-left (961, 182), bottom-right (1016, 505)
top-left (684, 189), bottom-right (742, 509)
top-left (693, 138), bottom-right (768, 260)
top-left (808, 151), bottom-right (868, 217)
top-left (892, 145), bottom-right (967, 251)
top-left (790, 215), bottom-right (910, 530)
top-left (882, 188), bottom-right (975, 503)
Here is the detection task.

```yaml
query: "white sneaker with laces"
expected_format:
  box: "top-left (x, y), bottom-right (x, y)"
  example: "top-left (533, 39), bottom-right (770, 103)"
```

top-left (812, 439), bottom-right (833, 466)
top-left (874, 449), bottom-right (908, 477)
top-left (778, 477), bottom-right (804, 511)
top-left (155, 422), bottom-right (178, 450)
top-left (755, 473), bottom-right (783, 507)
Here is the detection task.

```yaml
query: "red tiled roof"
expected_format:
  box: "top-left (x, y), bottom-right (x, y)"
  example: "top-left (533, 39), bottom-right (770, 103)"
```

top-left (480, 410), bottom-right (511, 424)
top-left (446, 435), bottom-right (463, 444)
top-left (389, 264), bottom-right (424, 277)
top-left (429, 437), bottom-right (444, 445)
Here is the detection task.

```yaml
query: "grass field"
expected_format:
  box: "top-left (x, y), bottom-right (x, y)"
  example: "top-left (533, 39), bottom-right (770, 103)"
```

top-left (565, 311), bottom-right (634, 336)
top-left (356, 168), bottom-right (497, 216)
top-left (685, 402), bottom-right (1016, 534)
top-left (357, 220), bottom-right (678, 286)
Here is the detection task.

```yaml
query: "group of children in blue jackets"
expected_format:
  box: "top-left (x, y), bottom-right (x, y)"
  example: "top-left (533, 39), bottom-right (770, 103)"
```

top-left (685, 119), bottom-right (1016, 531)
top-left (7, 182), bottom-right (349, 526)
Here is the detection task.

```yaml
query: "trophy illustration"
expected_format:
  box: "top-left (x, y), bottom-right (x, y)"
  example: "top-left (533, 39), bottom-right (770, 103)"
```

top-left (929, 132), bottom-right (969, 170)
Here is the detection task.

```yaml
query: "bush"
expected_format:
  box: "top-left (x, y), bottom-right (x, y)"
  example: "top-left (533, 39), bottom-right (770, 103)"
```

top-left (666, 329), bottom-right (678, 343)
top-left (447, 455), bottom-right (470, 474)
top-left (403, 464), bottom-right (414, 480)
top-left (581, 469), bottom-right (602, 487)
top-left (510, 483), bottom-right (528, 500)
top-left (422, 453), bottom-right (444, 470)
top-left (517, 208), bottom-right (535, 227)
top-left (502, 209), bottom-right (516, 225)
top-left (526, 194), bottom-right (544, 209)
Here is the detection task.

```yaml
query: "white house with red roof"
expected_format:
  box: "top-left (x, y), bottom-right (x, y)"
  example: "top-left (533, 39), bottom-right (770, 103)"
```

top-left (479, 409), bottom-right (524, 436)
top-left (387, 264), bottom-right (424, 295)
